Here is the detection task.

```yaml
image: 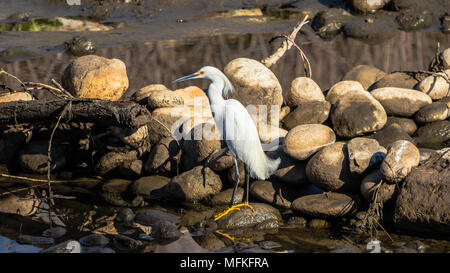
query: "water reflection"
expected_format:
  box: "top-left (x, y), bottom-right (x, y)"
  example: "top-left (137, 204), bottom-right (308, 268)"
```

top-left (1, 30), bottom-right (449, 97)
top-left (0, 234), bottom-right (41, 253)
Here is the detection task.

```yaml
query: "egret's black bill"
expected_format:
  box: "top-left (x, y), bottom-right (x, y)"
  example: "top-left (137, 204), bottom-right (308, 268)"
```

top-left (173, 73), bottom-right (199, 83)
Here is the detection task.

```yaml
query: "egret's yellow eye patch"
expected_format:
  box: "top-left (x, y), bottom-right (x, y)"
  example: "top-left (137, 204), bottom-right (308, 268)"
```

top-left (196, 71), bottom-right (204, 75)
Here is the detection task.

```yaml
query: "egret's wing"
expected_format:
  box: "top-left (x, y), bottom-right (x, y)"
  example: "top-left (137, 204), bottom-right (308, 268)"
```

top-left (223, 99), bottom-right (276, 179)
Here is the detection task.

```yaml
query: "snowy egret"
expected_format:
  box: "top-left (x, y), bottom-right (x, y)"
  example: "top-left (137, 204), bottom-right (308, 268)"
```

top-left (174, 66), bottom-right (281, 221)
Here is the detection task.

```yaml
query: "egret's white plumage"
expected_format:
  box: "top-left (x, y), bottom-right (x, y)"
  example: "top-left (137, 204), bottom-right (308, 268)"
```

top-left (175, 66), bottom-right (280, 180)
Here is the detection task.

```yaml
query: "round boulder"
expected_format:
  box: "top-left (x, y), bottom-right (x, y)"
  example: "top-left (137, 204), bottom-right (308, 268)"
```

top-left (331, 90), bottom-right (387, 137)
top-left (281, 101), bottom-right (331, 130)
top-left (413, 120), bottom-right (450, 149)
top-left (415, 102), bottom-right (449, 124)
top-left (147, 89), bottom-right (184, 110)
top-left (283, 124), bottom-right (336, 160)
top-left (224, 58), bottom-right (283, 108)
top-left (380, 140), bottom-right (420, 184)
top-left (62, 55), bottom-right (129, 100)
top-left (347, 137), bottom-right (386, 177)
top-left (416, 73), bottom-right (450, 100)
top-left (342, 65), bottom-right (386, 90)
top-left (325, 80), bottom-right (365, 105)
top-left (285, 77), bottom-right (324, 107)
top-left (291, 192), bottom-right (359, 218)
top-left (306, 142), bottom-right (360, 193)
top-left (360, 169), bottom-right (396, 204)
top-left (385, 117), bottom-right (417, 136)
top-left (371, 87), bottom-right (432, 117)
top-left (164, 166), bottom-right (222, 202)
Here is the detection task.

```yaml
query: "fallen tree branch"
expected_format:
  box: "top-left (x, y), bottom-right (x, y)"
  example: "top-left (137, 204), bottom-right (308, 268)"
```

top-left (261, 15), bottom-right (309, 68)
top-left (0, 99), bottom-right (152, 128)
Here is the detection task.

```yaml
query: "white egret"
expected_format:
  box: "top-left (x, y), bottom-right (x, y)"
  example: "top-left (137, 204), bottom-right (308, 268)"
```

top-left (174, 66), bottom-right (281, 220)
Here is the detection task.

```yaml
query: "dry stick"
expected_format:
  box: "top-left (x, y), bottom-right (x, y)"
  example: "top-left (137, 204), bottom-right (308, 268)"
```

top-left (0, 68), bottom-right (27, 91)
top-left (261, 15), bottom-right (309, 68)
top-left (282, 34), bottom-right (312, 78)
top-left (50, 79), bottom-right (75, 98)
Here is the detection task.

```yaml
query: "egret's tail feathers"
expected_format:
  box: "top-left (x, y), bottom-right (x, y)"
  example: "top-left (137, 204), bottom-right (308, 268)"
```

top-left (248, 153), bottom-right (281, 180)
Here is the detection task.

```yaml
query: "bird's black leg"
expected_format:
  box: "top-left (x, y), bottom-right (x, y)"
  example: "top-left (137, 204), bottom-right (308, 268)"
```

top-left (245, 163), bottom-right (249, 204)
top-left (229, 156), bottom-right (240, 208)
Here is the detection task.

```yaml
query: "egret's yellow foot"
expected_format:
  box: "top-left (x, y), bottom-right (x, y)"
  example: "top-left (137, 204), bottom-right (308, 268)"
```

top-left (214, 202), bottom-right (254, 221)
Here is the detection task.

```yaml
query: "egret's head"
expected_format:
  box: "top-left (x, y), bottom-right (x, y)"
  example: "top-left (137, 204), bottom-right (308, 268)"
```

top-left (173, 66), bottom-right (234, 98)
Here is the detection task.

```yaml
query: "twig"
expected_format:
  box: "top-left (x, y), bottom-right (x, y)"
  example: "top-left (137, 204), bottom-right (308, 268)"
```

top-left (51, 79), bottom-right (75, 98)
top-left (0, 68), bottom-right (27, 92)
top-left (261, 15), bottom-right (309, 68)
top-left (281, 34), bottom-right (312, 78)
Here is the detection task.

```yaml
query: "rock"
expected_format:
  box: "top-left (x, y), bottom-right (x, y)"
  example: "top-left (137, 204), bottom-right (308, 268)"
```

top-left (291, 192), bottom-right (359, 218)
top-left (0, 193), bottom-right (38, 216)
top-left (216, 202), bottom-right (281, 230)
top-left (281, 101), bottom-right (330, 130)
top-left (306, 142), bottom-right (359, 193)
top-left (152, 220), bottom-right (181, 241)
top-left (285, 77), bottom-right (324, 107)
top-left (287, 215), bottom-right (307, 227)
top-left (394, 151), bottom-right (450, 236)
top-left (415, 102), bottom-right (450, 124)
top-left (266, 145), bottom-right (308, 187)
top-left (147, 89), bottom-right (184, 110)
top-left (347, 137), bottom-right (386, 177)
top-left (61, 55), bottom-right (128, 100)
top-left (416, 72), bottom-right (450, 100)
top-left (18, 141), bottom-right (68, 174)
top-left (95, 150), bottom-right (138, 176)
top-left (181, 209), bottom-right (215, 226)
top-left (154, 232), bottom-right (207, 253)
top-left (101, 178), bottom-right (132, 193)
top-left (259, 240), bottom-right (282, 250)
top-left (279, 106), bottom-right (291, 121)
top-left (380, 140), bottom-right (420, 184)
top-left (0, 91), bottom-right (33, 102)
top-left (258, 126), bottom-right (287, 145)
top-left (131, 175), bottom-right (171, 200)
top-left (343, 15), bottom-right (398, 43)
top-left (210, 187), bottom-right (244, 206)
top-left (325, 80), bottom-right (365, 105)
top-left (283, 124), bottom-right (336, 160)
top-left (360, 169), bottom-right (396, 204)
top-left (419, 148), bottom-right (438, 164)
top-left (413, 120), bottom-right (450, 149)
top-left (133, 84), bottom-right (171, 104)
top-left (164, 166), bottom-right (222, 202)
top-left (134, 209), bottom-right (179, 226)
top-left (371, 87), bottom-right (432, 117)
top-left (17, 235), bottom-right (54, 245)
top-left (206, 149), bottom-right (234, 172)
top-left (395, 9), bottom-right (429, 31)
top-left (370, 72), bottom-right (419, 90)
top-left (312, 8), bottom-right (355, 39)
top-left (307, 219), bottom-right (329, 228)
top-left (119, 159), bottom-right (143, 179)
top-left (343, 65), bottom-right (386, 90)
top-left (42, 227), bottom-right (66, 238)
top-left (79, 234), bottom-right (110, 247)
top-left (144, 136), bottom-right (181, 176)
top-left (40, 240), bottom-right (81, 253)
top-left (385, 117), bottom-right (417, 136)
top-left (109, 125), bottom-right (149, 149)
top-left (439, 48), bottom-right (450, 69)
top-left (331, 90), bottom-right (387, 137)
top-left (65, 36), bottom-right (97, 56)
top-left (117, 208), bottom-right (135, 225)
top-left (195, 232), bottom-right (226, 251)
top-left (82, 247), bottom-right (115, 253)
top-left (370, 123), bottom-right (414, 148)
top-left (113, 234), bottom-right (143, 250)
top-left (249, 180), bottom-right (302, 209)
top-left (224, 58), bottom-right (283, 109)
top-left (330, 244), bottom-right (363, 253)
top-left (181, 123), bottom-right (221, 171)
top-left (349, 0), bottom-right (385, 14)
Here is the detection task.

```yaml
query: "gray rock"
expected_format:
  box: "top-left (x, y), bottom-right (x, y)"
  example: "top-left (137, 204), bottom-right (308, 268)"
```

top-left (331, 90), bottom-right (387, 137)
top-left (291, 192), bottom-right (359, 219)
top-left (154, 232), bottom-right (208, 253)
top-left (210, 187), bottom-right (244, 206)
top-left (17, 235), bottom-right (54, 245)
top-left (113, 234), bottom-right (143, 250)
top-left (285, 77), bottom-right (324, 107)
top-left (152, 220), bottom-right (181, 241)
top-left (370, 72), bottom-right (420, 90)
top-left (281, 101), bottom-right (330, 130)
top-left (195, 232), bottom-right (226, 251)
top-left (360, 170), bottom-right (396, 204)
top-left (18, 141), bottom-right (68, 174)
top-left (131, 175), bottom-right (171, 200)
top-left (306, 142), bottom-right (360, 193)
top-left (385, 117), bottom-right (417, 136)
top-left (342, 65), bottom-right (386, 90)
top-left (347, 137), bottom-right (386, 177)
top-left (370, 123), bottom-right (414, 149)
top-left (40, 240), bottom-right (81, 253)
top-left (413, 120), bottom-right (450, 149)
top-left (42, 227), bottom-right (66, 238)
top-left (119, 159), bottom-right (143, 179)
top-left (380, 140), bottom-right (420, 184)
top-left (95, 150), bottom-right (138, 175)
top-left (216, 202), bottom-right (282, 230)
top-left (117, 208), bottom-right (135, 225)
top-left (394, 151), bottom-right (450, 236)
top-left (415, 102), bottom-right (450, 124)
top-left (79, 234), bottom-right (110, 247)
top-left (144, 136), bottom-right (181, 176)
top-left (164, 166), bottom-right (223, 202)
top-left (371, 87), bottom-right (432, 117)
top-left (343, 15), bottom-right (398, 44)
top-left (134, 209), bottom-right (179, 226)
top-left (266, 145), bottom-right (308, 187)
top-left (250, 180), bottom-right (312, 209)
top-left (82, 247), bottom-right (115, 253)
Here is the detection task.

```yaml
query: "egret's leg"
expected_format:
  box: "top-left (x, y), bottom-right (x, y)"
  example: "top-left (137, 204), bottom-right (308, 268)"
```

top-left (244, 164), bottom-right (253, 210)
top-left (214, 158), bottom-right (253, 221)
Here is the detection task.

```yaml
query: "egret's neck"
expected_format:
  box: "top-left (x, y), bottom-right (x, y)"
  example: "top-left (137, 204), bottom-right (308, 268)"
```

top-left (206, 77), bottom-right (226, 106)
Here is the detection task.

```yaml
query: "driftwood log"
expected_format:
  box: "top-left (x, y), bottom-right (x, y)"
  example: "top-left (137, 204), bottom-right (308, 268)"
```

top-left (0, 99), bottom-right (151, 128)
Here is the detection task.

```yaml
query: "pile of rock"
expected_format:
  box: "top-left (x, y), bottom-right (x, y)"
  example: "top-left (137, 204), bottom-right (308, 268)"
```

top-left (0, 51), bottom-right (449, 238)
